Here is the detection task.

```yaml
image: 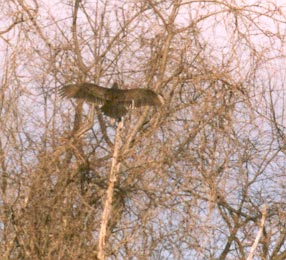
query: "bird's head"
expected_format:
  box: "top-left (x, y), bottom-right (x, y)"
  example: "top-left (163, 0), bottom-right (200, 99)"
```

top-left (112, 82), bottom-right (119, 89)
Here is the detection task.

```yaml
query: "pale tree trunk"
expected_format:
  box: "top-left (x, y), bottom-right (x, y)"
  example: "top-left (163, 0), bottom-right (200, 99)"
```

top-left (246, 205), bottom-right (267, 260)
top-left (97, 120), bottom-right (123, 260)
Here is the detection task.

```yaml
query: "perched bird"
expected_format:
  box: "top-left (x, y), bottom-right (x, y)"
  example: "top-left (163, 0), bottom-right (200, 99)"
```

top-left (59, 82), bottom-right (164, 120)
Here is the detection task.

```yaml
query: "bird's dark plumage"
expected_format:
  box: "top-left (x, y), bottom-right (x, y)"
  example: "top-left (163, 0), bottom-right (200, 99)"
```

top-left (59, 82), bottom-right (164, 120)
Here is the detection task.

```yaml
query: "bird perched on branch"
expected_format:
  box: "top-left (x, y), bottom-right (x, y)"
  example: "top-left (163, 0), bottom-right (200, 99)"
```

top-left (59, 82), bottom-right (164, 121)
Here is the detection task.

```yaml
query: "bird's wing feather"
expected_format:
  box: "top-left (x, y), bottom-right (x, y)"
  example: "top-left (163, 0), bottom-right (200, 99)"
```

top-left (113, 89), bottom-right (164, 108)
top-left (59, 83), bottom-right (113, 105)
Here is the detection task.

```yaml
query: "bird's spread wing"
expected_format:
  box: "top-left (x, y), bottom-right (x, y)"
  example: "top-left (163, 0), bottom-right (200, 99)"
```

top-left (59, 83), bottom-right (113, 105)
top-left (60, 83), bottom-right (164, 107)
top-left (113, 89), bottom-right (164, 108)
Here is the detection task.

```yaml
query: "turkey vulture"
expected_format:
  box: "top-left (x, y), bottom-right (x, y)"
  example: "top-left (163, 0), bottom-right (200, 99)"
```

top-left (59, 82), bottom-right (164, 120)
